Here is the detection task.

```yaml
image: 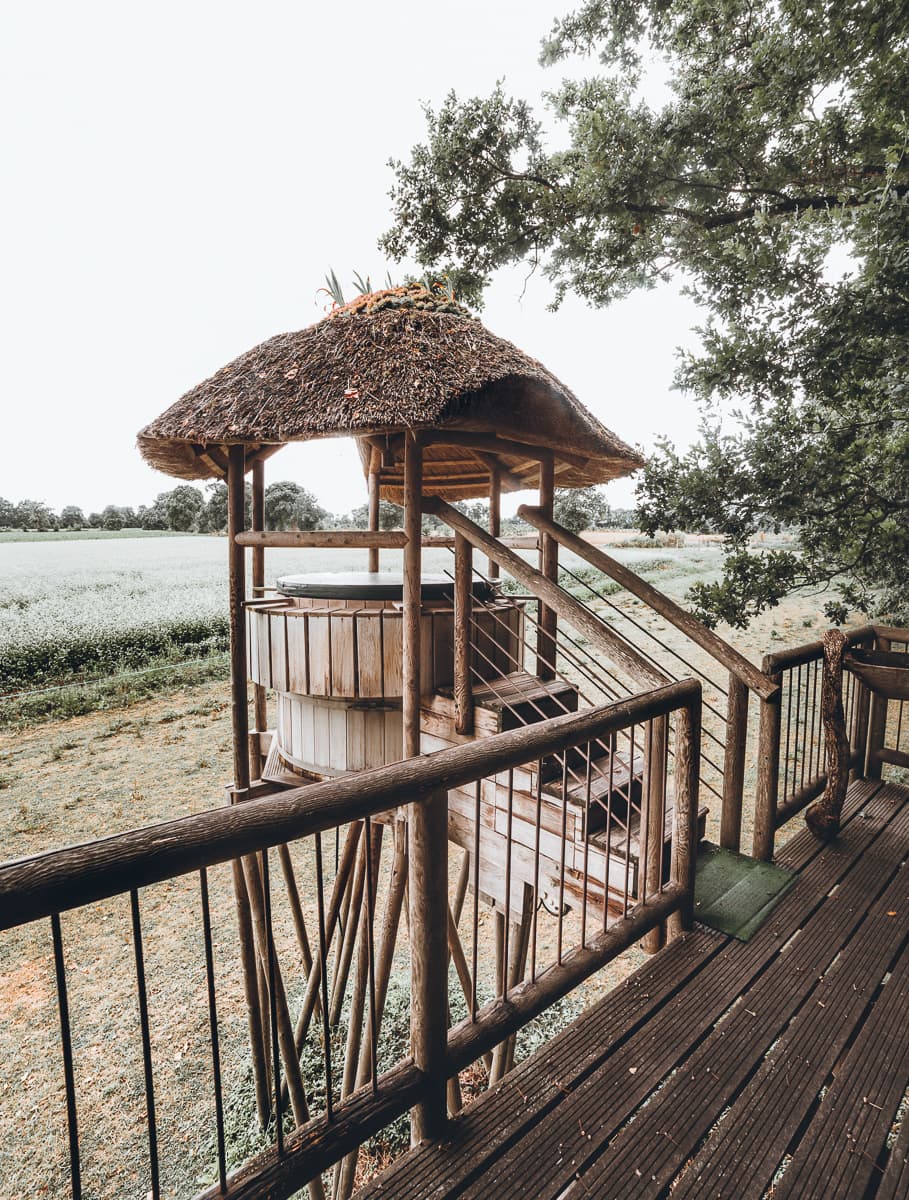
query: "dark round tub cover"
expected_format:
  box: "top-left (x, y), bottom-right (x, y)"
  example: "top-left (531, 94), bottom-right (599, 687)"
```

top-left (275, 571), bottom-right (494, 602)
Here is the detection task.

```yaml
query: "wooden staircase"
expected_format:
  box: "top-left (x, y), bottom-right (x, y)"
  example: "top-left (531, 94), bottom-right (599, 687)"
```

top-left (424, 669), bottom-right (705, 919)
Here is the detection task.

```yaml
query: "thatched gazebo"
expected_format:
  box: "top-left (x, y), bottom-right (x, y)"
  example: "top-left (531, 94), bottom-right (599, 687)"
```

top-left (137, 283), bottom-right (645, 1159)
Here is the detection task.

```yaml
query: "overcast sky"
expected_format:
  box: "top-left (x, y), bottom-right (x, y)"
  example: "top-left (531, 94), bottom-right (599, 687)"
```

top-left (1, 1), bottom-right (702, 518)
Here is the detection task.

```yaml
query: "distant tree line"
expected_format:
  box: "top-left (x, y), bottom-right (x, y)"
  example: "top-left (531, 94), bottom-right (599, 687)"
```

top-left (0, 484), bottom-right (638, 535)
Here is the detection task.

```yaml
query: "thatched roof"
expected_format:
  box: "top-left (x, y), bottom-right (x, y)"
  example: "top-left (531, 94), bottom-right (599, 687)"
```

top-left (137, 285), bottom-right (642, 499)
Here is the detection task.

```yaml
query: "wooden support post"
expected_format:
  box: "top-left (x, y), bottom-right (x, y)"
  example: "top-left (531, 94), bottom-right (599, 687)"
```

top-left (403, 434), bottom-right (448, 1143)
top-left (721, 674), bottom-right (749, 853)
top-left (667, 691), bottom-right (701, 941)
top-left (227, 445), bottom-right (272, 1127)
top-left (228, 445), bottom-right (251, 798)
top-left (753, 671), bottom-right (782, 861)
top-left (536, 457), bottom-right (557, 681)
top-left (866, 634), bottom-right (891, 779)
top-left (367, 465), bottom-right (381, 574)
top-left (488, 465), bottom-right (501, 581)
top-left (454, 533), bottom-right (474, 735)
top-left (251, 459), bottom-right (267, 779)
top-left (403, 435), bottom-right (423, 759)
top-left (642, 714), bottom-right (669, 954)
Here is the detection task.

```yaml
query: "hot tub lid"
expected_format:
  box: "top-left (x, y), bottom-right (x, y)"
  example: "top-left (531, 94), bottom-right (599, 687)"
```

top-left (275, 571), bottom-right (495, 602)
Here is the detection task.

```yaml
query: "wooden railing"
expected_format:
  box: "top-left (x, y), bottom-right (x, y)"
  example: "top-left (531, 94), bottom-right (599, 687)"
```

top-left (0, 683), bottom-right (700, 1200)
top-left (752, 625), bottom-right (878, 859)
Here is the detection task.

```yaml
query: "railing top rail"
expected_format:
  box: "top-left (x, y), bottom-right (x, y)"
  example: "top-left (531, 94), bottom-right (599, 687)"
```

top-left (762, 624), bottom-right (876, 675)
top-left (870, 624), bottom-right (909, 645)
top-left (518, 504), bottom-right (776, 700)
top-left (234, 530), bottom-right (407, 549)
top-left (0, 679), bottom-right (699, 934)
top-left (422, 496), bottom-right (669, 691)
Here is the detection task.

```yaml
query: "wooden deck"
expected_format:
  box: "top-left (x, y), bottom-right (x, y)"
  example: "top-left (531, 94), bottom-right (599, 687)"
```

top-left (356, 779), bottom-right (909, 1199)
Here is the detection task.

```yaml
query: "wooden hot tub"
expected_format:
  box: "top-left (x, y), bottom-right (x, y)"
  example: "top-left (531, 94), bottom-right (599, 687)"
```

top-left (246, 571), bottom-right (524, 778)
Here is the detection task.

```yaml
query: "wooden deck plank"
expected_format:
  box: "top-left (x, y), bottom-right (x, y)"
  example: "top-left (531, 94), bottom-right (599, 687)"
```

top-left (672, 856), bottom-right (909, 1197)
top-left (353, 780), bottom-right (905, 1200)
top-left (877, 1094), bottom-right (909, 1200)
top-left (571, 786), bottom-right (909, 1200)
top-left (771, 879), bottom-right (909, 1199)
top-left (353, 927), bottom-right (725, 1200)
top-left (457, 783), bottom-right (898, 1200)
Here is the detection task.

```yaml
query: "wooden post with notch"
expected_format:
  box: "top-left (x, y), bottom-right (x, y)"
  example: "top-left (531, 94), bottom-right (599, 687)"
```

top-left (642, 714), bottom-right (669, 953)
top-left (753, 668), bottom-right (782, 861)
top-left (403, 435), bottom-right (448, 1143)
top-left (721, 673), bottom-right (749, 853)
top-left (536, 456), bottom-right (557, 680)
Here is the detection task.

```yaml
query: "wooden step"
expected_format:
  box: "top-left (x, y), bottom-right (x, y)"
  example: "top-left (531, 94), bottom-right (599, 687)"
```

top-left (469, 670), bottom-right (580, 730)
top-left (542, 749), bottom-right (645, 832)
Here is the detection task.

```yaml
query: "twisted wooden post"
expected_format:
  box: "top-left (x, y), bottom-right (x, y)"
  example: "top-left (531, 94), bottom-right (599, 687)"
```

top-left (806, 629), bottom-right (850, 841)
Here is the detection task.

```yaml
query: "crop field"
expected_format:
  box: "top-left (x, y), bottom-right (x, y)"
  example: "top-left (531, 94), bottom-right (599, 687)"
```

top-left (0, 534), bottom-right (709, 721)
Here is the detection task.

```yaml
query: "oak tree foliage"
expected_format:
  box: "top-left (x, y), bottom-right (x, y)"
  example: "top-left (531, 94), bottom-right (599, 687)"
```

top-left (382, 0), bottom-right (909, 626)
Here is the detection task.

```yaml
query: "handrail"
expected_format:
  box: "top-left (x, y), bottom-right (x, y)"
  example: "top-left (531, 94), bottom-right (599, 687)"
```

top-left (422, 497), bottom-right (669, 691)
top-left (0, 681), bottom-right (696, 931)
top-left (753, 625), bottom-right (877, 859)
top-left (518, 505), bottom-right (776, 700)
top-left (234, 530), bottom-right (407, 548)
top-left (762, 625), bottom-right (875, 674)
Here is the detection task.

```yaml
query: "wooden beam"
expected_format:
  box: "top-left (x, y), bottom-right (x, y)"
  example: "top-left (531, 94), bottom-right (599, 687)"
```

top-left (519, 505), bottom-right (776, 699)
top-left (425, 497), bottom-right (666, 690)
top-left (235, 530), bottom-right (407, 548)
top-left (418, 430), bottom-right (586, 468)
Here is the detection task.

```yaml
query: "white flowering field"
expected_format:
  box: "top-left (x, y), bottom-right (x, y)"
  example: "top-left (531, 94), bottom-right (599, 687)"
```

top-left (0, 536), bottom-right (234, 690)
top-left (0, 536), bottom-right (473, 692)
